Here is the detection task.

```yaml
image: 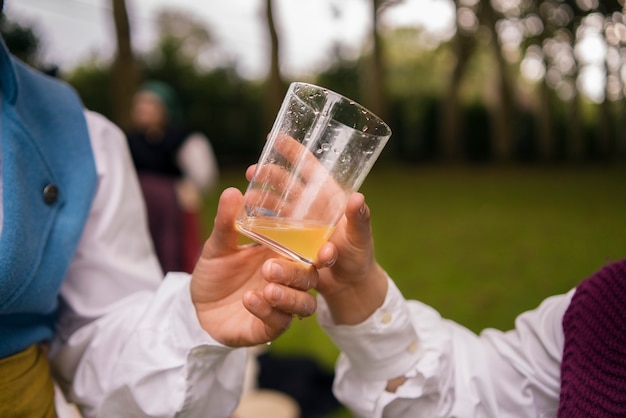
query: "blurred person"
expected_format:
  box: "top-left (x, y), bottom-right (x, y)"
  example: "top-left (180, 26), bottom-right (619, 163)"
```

top-left (0, 18), bottom-right (319, 418)
top-left (240, 143), bottom-right (625, 418)
top-left (126, 80), bottom-right (219, 273)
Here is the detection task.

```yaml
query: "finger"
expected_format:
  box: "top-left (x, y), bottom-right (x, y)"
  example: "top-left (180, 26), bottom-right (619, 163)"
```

top-left (202, 187), bottom-right (243, 256)
top-left (245, 164), bottom-right (257, 181)
top-left (344, 192), bottom-right (372, 247)
top-left (314, 242), bottom-right (337, 268)
top-left (262, 283), bottom-right (317, 318)
top-left (250, 163), bottom-right (305, 202)
top-left (273, 134), bottom-right (325, 184)
top-left (262, 260), bottom-right (318, 290)
top-left (243, 291), bottom-right (294, 339)
top-left (247, 163), bottom-right (338, 221)
top-left (272, 135), bottom-right (346, 218)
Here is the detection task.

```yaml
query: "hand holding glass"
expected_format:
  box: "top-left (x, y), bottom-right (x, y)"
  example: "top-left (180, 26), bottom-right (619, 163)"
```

top-left (236, 83), bottom-right (391, 264)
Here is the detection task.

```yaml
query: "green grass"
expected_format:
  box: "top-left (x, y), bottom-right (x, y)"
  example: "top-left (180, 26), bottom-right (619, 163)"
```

top-left (201, 163), bottom-right (626, 417)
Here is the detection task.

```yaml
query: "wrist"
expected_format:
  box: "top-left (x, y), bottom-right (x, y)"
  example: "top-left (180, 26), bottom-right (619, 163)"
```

top-left (320, 264), bottom-right (388, 325)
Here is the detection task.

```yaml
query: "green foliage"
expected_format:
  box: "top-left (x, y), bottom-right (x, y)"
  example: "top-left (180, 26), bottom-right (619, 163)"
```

top-left (314, 58), bottom-right (363, 104)
top-left (64, 8), bottom-right (267, 165)
top-left (68, 63), bottom-right (265, 164)
top-left (67, 61), bottom-right (112, 118)
top-left (388, 94), bottom-right (440, 162)
top-left (0, 15), bottom-right (40, 67)
top-left (463, 102), bottom-right (492, 162)
top-left (46, 5), bottom-right (626, 164)
top-left (384, 27), bottom-right (451, 99)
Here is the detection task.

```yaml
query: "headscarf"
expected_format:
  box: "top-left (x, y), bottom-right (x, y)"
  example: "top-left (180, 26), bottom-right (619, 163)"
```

top-left (139, 80), bottom-right (184, 127)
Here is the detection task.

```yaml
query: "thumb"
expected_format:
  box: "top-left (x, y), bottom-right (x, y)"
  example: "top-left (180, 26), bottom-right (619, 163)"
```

top-left (344, 192), bottom-right (372, 250)
top-left (202, 187), bottom-right (244, 257)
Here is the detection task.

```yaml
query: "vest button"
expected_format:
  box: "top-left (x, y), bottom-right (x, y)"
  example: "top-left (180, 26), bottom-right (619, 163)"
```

top-left (43, 184), bottom-right (59, 204)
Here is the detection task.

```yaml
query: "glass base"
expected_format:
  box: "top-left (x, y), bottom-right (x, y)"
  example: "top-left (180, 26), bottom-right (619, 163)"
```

top-left (235, 223), bottom-right (314, 265)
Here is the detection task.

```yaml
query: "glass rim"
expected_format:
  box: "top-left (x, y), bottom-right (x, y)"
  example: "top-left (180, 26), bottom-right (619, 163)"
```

top-left (289, 82), bottom-right (392, 139)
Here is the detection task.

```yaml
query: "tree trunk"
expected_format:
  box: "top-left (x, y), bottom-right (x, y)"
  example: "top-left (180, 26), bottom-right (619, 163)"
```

top-left (490, 46), bottom-right (515, 162)
top-left (482, 2), bottom-right (515, 162)
top-left (363, 0), bottom-right (388, 123)
top-left (614, 53), bottom-right (626, 160)
top-left (438, 32), bottom-right (475, 161)
top-left (264, 0), bottom-right (286, 136)
top-left (110, 0), bottom-right (137, 131)
top-left (537, 78), bottom-right (555, 161)
top-left (595, 91), bottom-right (612, 160)
top-left (566, 90), bottom-right (585, 162)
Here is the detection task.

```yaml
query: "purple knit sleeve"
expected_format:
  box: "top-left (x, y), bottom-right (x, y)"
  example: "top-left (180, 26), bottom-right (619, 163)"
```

top-left (558, 258), bottom-right (626, 417)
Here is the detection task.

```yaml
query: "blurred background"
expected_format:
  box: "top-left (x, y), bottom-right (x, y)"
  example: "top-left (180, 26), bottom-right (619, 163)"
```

top-left (4, 1), bottom-right (626, 417)
top-left (7, 0), bottom-right (626, 164)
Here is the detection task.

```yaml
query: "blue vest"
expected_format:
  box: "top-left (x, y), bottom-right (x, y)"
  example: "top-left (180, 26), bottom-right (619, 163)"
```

top-left (0, 39), bottom-right (97, 358)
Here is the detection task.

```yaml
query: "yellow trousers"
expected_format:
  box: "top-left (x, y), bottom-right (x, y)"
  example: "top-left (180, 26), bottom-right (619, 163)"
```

top-left (0, 344), bottom-right (57, 418)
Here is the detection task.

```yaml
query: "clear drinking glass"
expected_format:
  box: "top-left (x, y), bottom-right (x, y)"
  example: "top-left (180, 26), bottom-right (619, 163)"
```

top-left (235, 82), bottom-right (391, 264)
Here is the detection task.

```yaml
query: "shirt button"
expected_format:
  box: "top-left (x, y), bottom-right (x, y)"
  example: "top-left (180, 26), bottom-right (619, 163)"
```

top-left (380, 311), bottom-right (392, 324)
top-left (43, 184), bottom-right (59, 205)
top-left (191, 346), bottom-right (211, 357)
top-left (407, 340), bottom-right (418, 354)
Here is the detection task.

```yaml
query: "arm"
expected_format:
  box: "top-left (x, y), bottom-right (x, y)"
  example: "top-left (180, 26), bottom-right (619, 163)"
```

top-left (175, 132), bottom-right (219, 212)
top-left (177, 132), bottom-right (219, 193)
top-left (268, 193), bottom-right (570, 417)
top-left (50, 112), bottom-right (317, 417)
top-left (318, 278), bottom-right (572, 418)
top-left (50, 111), bottom-right (242, 417)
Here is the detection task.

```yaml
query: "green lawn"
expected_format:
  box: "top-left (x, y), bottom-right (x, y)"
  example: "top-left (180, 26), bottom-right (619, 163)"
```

top-left (201, 163), bottom-right (626, 417)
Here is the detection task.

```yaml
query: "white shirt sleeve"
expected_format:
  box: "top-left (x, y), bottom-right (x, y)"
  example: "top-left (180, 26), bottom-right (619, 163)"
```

top-left (317, 276), bottom-right (574, 418)
top-left (176, 132), bottom-right (219, 193)
top-left (49, 111), bottom-right (247, 418)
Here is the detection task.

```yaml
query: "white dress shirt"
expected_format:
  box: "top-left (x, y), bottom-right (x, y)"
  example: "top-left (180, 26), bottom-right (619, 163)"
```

top-left (38, 111), bottom-right (248, 418)
top-left (318, 277), bottom-right (574, 418)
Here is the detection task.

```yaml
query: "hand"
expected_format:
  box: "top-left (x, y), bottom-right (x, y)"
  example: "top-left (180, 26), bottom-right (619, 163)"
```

top-left (245, 137), bottom-right (388, 325)
top-left (313, 192), bottom-right (388, 325)
top-left (190, 187), bottom-right (318, 347)
top-left (245, 134), bottom-right (346, 224)
top-left (175, 179), bottom-right (202, 211)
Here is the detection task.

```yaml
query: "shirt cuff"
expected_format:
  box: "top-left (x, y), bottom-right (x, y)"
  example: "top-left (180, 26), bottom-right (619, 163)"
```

top-left (165, 272), bottom-right (232, 353)
top-left (317, 277), bottom-right (421, 380)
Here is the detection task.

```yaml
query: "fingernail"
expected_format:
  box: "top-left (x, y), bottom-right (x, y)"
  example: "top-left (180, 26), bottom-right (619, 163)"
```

top-left (270, 284), bottom-right (283, 303)
top-left (300, 300), bottom-right (308, 318)
top-left (271, 262), bottom-right (283, 277)
top-left (359, 204), bottom-right (366, 217)
top-left (246, 292), bottom-right (261, 307)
